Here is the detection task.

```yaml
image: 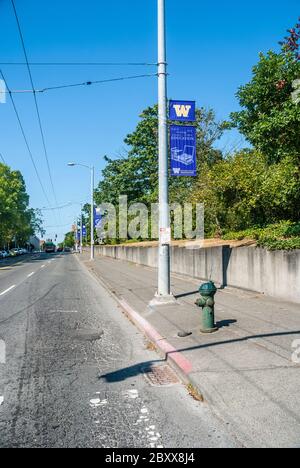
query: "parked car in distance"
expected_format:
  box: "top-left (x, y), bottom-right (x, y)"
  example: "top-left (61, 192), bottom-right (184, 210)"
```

top-left (9, 249), bottom-right (19, 257)
top-left (64, 247), bottom-right (71, 253)
top-left (0, 250), bottom-right (9, 259)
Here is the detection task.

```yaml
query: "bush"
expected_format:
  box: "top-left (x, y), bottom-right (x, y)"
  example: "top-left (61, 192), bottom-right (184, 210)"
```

top-left (222, 221), bottom-right (300, 250)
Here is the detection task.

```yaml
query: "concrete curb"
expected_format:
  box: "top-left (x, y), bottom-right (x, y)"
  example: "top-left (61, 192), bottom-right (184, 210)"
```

top-left (76, 255), bottom-right (194, 384)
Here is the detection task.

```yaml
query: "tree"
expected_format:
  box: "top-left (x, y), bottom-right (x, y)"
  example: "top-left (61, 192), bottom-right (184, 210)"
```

top-left (192, 150), bottom-right (300, 235)
top-left (63, 232), bottom-right (75, 248)
top-left (231, 27), bottom-right (300, 164)
top-left (95, 105), bottom-right (225, 207)
top-left (0, 163), bottom-right (43, 248)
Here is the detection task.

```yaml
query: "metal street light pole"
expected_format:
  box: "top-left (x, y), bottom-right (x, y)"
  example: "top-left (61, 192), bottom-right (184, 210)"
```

top-left (68, 163), bottom-right (95, 261)
top-left (157, 0), bottom-right (171, 300)
top-left (80, 204), bottom-right (83, 254)
top-left (90, 166), bottom-right (95, 261)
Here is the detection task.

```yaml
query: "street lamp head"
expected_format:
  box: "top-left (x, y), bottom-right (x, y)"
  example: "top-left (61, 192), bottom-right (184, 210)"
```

top-left (67, 162), bottom-right (76, 167)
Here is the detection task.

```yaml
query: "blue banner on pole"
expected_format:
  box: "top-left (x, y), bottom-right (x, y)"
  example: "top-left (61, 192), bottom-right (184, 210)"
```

top-left (170, 125), bottom-right (197, 177)
top-left (169, 100), bottom-right (196, 122)
top-left (82, 225), bottom-right (87, 237)
top-left (94, 208), bottom-right (103, 229)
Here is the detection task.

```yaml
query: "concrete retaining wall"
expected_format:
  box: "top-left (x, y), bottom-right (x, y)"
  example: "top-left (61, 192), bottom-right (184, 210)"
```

top-left (94, 244), bottom-right (300, 304)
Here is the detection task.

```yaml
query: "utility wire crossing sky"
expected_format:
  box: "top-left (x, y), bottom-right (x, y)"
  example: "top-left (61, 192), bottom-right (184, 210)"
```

top-left (0, 0), bottom-right (299, 242)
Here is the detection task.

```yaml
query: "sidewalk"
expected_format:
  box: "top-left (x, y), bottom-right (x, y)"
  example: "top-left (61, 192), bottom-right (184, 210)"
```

top-left (79, 252), bottom-right (300, 448)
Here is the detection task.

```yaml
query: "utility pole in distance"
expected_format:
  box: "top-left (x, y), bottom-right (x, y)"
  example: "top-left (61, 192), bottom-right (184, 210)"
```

top-left (152, 0), bottom-right (174, 304)
top-left (90, 166), bottom-right (95, 261)
top-left (68, 163), bottom-right (95, 261)
top-left (80, 204), bottom-right (83, 253)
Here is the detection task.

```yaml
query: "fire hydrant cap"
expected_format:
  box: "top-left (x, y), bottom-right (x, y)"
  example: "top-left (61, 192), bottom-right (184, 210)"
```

top-left (199, 281), bottom-right (217, 297)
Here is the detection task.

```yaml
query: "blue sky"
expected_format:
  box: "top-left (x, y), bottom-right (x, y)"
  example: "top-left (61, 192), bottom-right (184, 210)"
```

top-left (0, 0), bottom-right (299, 242)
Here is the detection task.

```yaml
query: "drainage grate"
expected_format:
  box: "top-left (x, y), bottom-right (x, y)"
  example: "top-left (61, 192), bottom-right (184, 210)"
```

top-left (143, 365), bottom-right (180, 387)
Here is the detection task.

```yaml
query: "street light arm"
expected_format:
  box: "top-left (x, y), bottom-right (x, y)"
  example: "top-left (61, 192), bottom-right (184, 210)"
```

top-left (68, 162), bottom-right (91, 170)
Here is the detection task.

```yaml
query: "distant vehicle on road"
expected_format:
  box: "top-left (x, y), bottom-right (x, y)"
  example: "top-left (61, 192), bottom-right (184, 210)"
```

top-left (10, 248), bottom-right (20, 257)
top-left (0, 250), bottom-right (9, 259)
top-left (64, 247), bottom-right (72, 253)
top-left (57, 247), bottom-right (63, 253)
top-left (44, 242), bottom-right (56, 253)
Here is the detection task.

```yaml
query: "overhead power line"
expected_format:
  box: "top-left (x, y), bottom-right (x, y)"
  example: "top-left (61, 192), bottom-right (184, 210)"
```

top-left (0, 62), bottom-right (157, 67)
top-left (40, 202), bottom-right (73, 211)
top-left (0, 73), bottom-right (158, 94)
top-left (10, 0), bottom-right (58, 211)
top-left (0, 70), bottom-right (51, 206)
top-left (40, 199), bottom-right (89, 211)
top-left (0, 153), bottom-right (6, 164)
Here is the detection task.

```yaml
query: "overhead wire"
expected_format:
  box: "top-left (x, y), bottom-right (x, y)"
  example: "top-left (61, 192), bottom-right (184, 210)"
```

top-left (0, 73), bottom-right (158, 94)
top-left (0, 62), bottom-right (157, 67)
top-left (0, 69), bottom-right (51, 206)
top-left (10, 0), bottom-right (59, 214)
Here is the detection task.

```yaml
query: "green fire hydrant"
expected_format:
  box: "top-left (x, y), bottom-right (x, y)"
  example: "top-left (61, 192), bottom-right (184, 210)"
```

top-left (195, 281), bottom-right (218, 334)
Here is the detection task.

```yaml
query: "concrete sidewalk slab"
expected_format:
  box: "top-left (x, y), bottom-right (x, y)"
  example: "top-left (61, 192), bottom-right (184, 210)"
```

top-left (79, 252), bottom-right (300, 448)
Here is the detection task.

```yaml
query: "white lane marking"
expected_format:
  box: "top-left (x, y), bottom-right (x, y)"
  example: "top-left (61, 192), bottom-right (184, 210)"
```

top-left (0, 396), bottom-right (4, 406)
top-left (137, 406), bottom-right (164, 448)
top-left (124, 389), bottom-right (139, 399)
top-left (40, 265), bottom-right (46, 269)
top-left (89, 398), bottom-right (108, 408)
top-left (27, 272), bottom-right (35, 278)
top-left (0, 285), bottom-right (16, 296)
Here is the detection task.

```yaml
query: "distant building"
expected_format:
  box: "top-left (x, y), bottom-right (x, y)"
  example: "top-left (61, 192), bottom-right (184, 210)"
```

top-left (29, 235), bottom-right (40, 251)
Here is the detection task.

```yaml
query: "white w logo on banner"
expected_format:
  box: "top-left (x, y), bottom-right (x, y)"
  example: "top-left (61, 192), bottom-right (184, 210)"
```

top-left (173, 168), bottom-right (181, 175)
top-left (0, 80), bottom-right (6, 104)
top-left (173, 105), bottom-right (191, 118)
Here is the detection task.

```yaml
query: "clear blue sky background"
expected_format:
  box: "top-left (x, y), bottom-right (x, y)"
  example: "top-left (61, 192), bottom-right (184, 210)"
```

top-left (0, 0), bottom-right (299, 242)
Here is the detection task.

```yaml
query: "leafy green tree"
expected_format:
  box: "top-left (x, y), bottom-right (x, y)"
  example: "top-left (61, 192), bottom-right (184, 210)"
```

top-left (63, 231), bottom-right (75, 248)
top-left (192, 150), bottom-right (300, 235)
top-left (95, 105), bottom-right (225, 207)
top-left (0, 163), bottom-right (44, 248)
top-left (231, 43), bottom-right (300, 163)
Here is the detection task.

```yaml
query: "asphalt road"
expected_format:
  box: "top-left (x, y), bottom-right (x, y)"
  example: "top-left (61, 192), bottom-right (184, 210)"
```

top-left (0, 252), bottom-right (238, 448)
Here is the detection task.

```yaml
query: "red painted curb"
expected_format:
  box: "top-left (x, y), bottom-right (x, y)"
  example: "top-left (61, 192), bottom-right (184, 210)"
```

top-left (77, 255), bottom-right (193, 378)
top-left (119, 298), bottom-right (193, 375)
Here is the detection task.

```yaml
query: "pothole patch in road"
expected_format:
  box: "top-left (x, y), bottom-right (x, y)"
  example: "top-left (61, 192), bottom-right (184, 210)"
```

top-left (70, 328), bottom-right (104, 342)
top-left (143, 365), bottom-right (180, 387)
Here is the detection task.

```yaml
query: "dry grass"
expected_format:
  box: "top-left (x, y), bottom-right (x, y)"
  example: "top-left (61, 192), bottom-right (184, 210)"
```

top-left (187, 383), bottom-right (204, 402)
top-left (145, 340), bottom-right (157, 352)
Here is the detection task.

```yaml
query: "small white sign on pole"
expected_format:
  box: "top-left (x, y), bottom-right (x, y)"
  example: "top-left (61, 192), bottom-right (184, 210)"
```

top-left (160, 227), bottom-right (171, 245)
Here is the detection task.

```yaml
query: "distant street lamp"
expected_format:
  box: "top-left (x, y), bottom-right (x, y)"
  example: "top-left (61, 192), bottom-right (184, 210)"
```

top-left (68, 163), bottom-right (95, 261)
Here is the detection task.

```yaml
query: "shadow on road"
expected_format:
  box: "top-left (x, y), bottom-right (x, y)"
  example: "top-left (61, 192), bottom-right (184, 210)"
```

top-left (99, 359), bottom-right (165, 383)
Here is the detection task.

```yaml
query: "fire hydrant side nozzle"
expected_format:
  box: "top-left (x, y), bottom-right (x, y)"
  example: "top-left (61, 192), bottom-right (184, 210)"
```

top-left (195, 281), bottom-right (218, 334)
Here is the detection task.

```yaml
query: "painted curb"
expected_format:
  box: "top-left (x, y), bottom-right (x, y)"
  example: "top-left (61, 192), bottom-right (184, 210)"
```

top-left (76, 255), bottom-right (193, 381)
